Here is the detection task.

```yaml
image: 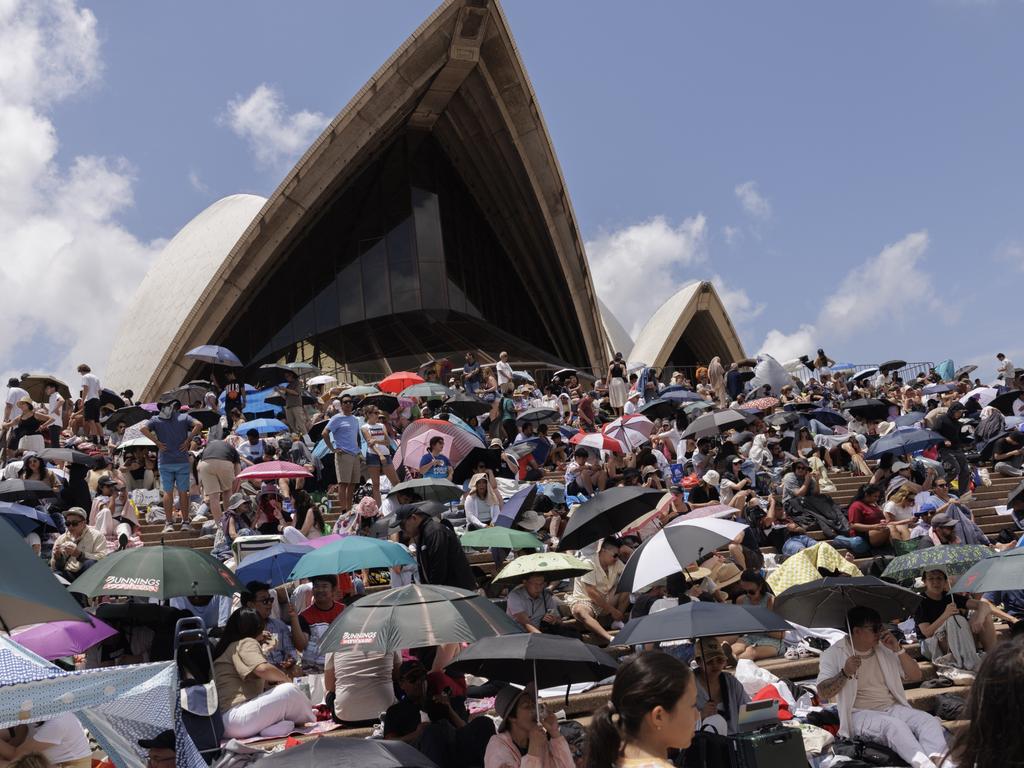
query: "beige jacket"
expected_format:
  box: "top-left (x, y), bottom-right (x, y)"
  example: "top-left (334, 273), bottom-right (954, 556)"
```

top-left (50, 525), bottom-right (108, 571)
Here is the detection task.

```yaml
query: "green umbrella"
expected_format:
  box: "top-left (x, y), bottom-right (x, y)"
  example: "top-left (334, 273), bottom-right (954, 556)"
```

top-left (387, 477), bottom-right (463, 504)
top-left (953, 548), bottom-right (1024, 595)
top-left (881, 544), bottom-right (993, 586)
top-left (290, 536), bottom-right (414, 580)
top-left (317, 583), bottom-right (523, 654)
top-left (492, 552), bottom-right (593, 585)
top-left (0, 537), bottom-right (88, 631)
top-left (68, 545), bottom-right (243, 599)
top-left (459, 527), bottom-right (543, 551)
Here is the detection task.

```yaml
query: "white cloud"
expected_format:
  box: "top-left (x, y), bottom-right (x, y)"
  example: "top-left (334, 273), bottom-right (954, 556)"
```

top-left (756, 231), bottom-right (943, 362)
top-left (734, 180), bottom-right (772, 221)
top-left (586, 214), bottom-right (708, 337)
top-left (223, 84), bottom-right (327, 169)
top-left (188, 169), bottom-right (210, 195)
top-left (0, 0), bottom-right (162, 387)
top-left (711, 274), bottom-right (764, 324)
top-left (722, 225), bottom-right (741, 246)
top-left (995, 240), bottom-right (1024, 271)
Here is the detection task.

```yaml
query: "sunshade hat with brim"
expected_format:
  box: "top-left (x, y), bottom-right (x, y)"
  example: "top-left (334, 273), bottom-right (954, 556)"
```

top-left (68, 545), bottom-right (243, 600)
top-left (709, 561), bottom-right (743, 589)
top-left (257, 735), bottom-right (439, 768)
top-left (492, 552), bottom-right (593, 585)
top-left (494, 683), bottom-right (537, 730)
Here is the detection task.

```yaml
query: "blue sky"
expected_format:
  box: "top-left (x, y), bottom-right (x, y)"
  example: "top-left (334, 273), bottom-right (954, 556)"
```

top-left (3, 0), bottom-right (1024, 387)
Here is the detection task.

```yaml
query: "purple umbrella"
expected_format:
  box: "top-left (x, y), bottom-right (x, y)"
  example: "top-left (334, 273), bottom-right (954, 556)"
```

top-left (12, 616), bottom-right (118, 659)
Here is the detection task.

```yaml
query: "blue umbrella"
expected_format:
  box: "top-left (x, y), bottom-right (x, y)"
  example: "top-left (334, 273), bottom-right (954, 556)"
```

top-left (235, 543), bottom-right (312, 587)
top-left (185, 345), bottom-right (243, 367)
top-left (234, 418), bottom-right (290, 436)
top-left (0, 502), bottom-right (57, 537)
top-left (865, 428), bottom-right (945, 459)
top-left (922, 383), bottom-right (957, 395)
top-left (494, 484), bottom-right (539, 529)
top-left (659, 386), bottom-right (705, 402)
top-left (804, 408), bottom-right (848, 427)
top-left (289, 536), bottom-right (414, 580)
top-left (558, 425), bottom-right (579, 440)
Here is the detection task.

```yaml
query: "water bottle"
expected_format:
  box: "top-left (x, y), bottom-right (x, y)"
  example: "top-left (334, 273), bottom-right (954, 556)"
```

top-left (795, 692), bottom-right (814, 716)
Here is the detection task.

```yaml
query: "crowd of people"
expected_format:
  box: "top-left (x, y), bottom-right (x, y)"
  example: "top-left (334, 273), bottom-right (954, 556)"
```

top-left (4, 348), bottom-right (1024, 768)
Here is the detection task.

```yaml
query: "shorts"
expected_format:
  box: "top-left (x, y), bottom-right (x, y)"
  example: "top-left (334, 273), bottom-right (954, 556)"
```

top-left (84, 398), bottom-right (101, 422)
top-left (568, 599), bottom-right (604, 621)
top-left (334, 451), bottom-right (362, 485)
top-left (365, 451), bottom-right (392, 468)
top-left (740, 633), bottom-right (784, 653)
top-left (159, 461), bottom-right (192, 493)
top-left (198, 458), bottom-right (235, 494)
top-left (18, 434), bottom-right (44, 453)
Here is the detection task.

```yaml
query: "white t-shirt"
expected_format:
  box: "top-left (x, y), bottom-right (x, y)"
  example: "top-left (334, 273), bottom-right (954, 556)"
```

top-left (31, 713), bottom-right (92, 764)
top-left (999, 359), bottom-right (1016, 381)
top-left (496, 361), bottom-right (513, 386)
top-left (1014, 398), bottom-right (1024, 418)
top-left (81, 373), bottom-right (101, 401)
top-left (6, 386), bottom-right (28, 412)
top-left (48, 392), bottom-right (64, 428)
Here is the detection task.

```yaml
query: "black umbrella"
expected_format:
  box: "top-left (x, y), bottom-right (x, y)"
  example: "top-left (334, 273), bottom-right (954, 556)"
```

top-left (0, 537), bottom-right (89, 631)
top-left (99, 388), bottom-right (125, 410)
top-left (954, 365), bottom-right (977, 380)
top-left (104, 405), bottom-right (151, 431)
top-left (639, 398), bottom-right (678, 420)
top-left (452, 446), bottom-right (503, 485)
top-left (444, 392), bottom-right (491, 419)
top-left (773, 576), bottom-right (921, 630)
top-left (0, 479), bottom-right (58, 503)
top-left (307, 419), bottom-right (328, 443)
top-left (842, 398), bottom-right (892, 421)
top-left (878, 360), bottom-right (907, 374)
top-left (265, 391), bottom-right (317, 407)
top-left (557, 487), bottom-right (663, 551)
top-left (516, 407), bottom-right (559, 426)
top-left (387, 477), bottom-right (464, 504)
top-left (766, 411), bottom-right (799, 427)
top-left (255, 364), bottom-right (294, 386)
top-left (680, 409), bottom-right (748, 439)
top-left (553, 368), bottom-right (577, 380)
top-left (612, 601), bottom-right (792, 646)
top-left (359, 393), bottom-right (400, 413)
top-left (952, 548), bottom-right (1024, 595)
top-left (990, 390), bottom-right (1024, 417)
top-left (159, 384), bottom-right (209, 405)
top-left (851, 367), bottom-right (879, 383)
top-left (35, 448), bottom-right (102, 468)
top-left (259, 737), bottom-right (437, 768)
top-left (804, 408), bottom-right (848, 427)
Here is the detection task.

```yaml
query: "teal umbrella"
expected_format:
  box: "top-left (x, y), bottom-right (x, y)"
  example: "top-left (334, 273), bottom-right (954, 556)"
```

top-left (289, 536), bottom-right (414, 580)
top-left (459, 527), bottom-right (543, 550)
top-left (68, 545), bottom-right (243, 599)
top-left (0, 537), bottom-right (88, 631)
top-left (881, 545), bottom-right (992, 586)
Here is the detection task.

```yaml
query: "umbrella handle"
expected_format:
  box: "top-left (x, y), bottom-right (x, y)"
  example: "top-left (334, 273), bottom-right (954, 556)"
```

top-left (534, 659), bottom-right (540, 725)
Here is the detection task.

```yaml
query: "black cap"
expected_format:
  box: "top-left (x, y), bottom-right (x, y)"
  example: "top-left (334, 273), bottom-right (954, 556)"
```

top-left (138, 730), bottom-right (175, 750)
top-left (390, 504), bottom-right (425, 528)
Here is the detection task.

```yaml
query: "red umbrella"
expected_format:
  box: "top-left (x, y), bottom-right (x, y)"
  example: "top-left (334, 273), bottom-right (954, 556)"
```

top-left (378, 371), bottom-right (424, 394)
top-left (236, 461), bottom-right (312, 481)
top-left (570, 432), bottom-right (625, 454)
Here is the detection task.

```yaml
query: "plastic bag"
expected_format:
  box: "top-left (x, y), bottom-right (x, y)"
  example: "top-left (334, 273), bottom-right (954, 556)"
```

top-left (734, 659), bottom-right (797, 707)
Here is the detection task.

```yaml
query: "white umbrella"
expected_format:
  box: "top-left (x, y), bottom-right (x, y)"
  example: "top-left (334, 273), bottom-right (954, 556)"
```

top-left (617, 517), bottom-right (748, 594)
top-left (307, 374), bottom-right (336, 387)
top-left (602, 414), bottom-right (654, 450)
top-left (960, 386), bottom-right (998, 407)
top-left (117, 437), bottom-right (156, 450)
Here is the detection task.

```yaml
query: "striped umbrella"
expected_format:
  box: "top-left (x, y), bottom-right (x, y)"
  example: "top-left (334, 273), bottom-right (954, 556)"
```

top-left (394, 418), bottom-right (484, 470)
top-left (602, 414), bottom-right (654, 450)
top-left (569, 431), bottom-right (624, 454)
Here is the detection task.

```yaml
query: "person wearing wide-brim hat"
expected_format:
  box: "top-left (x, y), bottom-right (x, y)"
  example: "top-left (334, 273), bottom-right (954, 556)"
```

top-left (485, 683), bottom-right (573, 768)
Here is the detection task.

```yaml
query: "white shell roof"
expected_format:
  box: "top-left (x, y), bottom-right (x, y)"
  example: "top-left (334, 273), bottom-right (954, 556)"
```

top-left (106, 194), bottom-right (267, 394)
top-left (598, 298), bottom-right (634, 360)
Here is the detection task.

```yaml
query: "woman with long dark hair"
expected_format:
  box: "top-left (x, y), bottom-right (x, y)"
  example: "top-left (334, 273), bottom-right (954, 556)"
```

top-left (585, 652), bottom-right (697, 768)
top-left (731, 571), bottom-right (782, 661)
top-left (212, 608), bottom-right (313, 739)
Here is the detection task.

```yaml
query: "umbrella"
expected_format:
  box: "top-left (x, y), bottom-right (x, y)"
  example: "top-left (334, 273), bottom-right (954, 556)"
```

top-left (234, 418), bottom-right (290, 436)
top-left (159, 384), bottom-right (209, 405)
top-left (492, 552), bottom-right (593, 585)
top-left (922, 383), bottom-right (957, 395)
top-left (259, 737), bottom-right (438, 768)
top-left (99, 389), bottom-right (125, 410)
top-left (290, 536), bottom-right (414, 580)
top-left (659, 387), bottom-right (705, 403)
top-left (680, 409), bottom-right (748, 439)
top-left (602, 414), bottom-right (654, 450)
top-left (505, 438), bottom-right (547, 465)
top-left (0, 502), bottom-right (57, 536)
top-left (265, 391), bottom-right (317, 407)
top-left (443, 392), bottom-right (490, 419)
top-left (783, 401), bottom-right (819, 412)
top-left (851, 367), bottom-right (879, 383)
top-left (954, 365), bottom-right (978, 380)
top-left (766, 542), bottom-right (862, 594)
top-left (773, 576), bottom-right (921, 630)
top-left (512, 371), bottom-right (535, 384)
top-left (316, 583), bottom-right (522, 655)
top-left (878, 360), bottom-right (906, 374)
top-left (342, 384), bottom-right (382, 399)
top-left (452, 446), bottom-right (503, 485)
top-left (399, 382), bottom-right (452, 401)
top-left (569, 432), bottom-right (624, 453)
top-left (446, 634), bottom-right (618, 694)
top-left (613, 602), bottom-right (792, 647)
top-left (19, 374), bottom-right (71, 402)
top-left (638, 398), bottom-right (677, 420)
top-left (493, 485), bottom-right (539, 530)
top-left (307, 419), bottom-right (328, 443)
top-left (360, 393), bottom-right (399, 413)
top-left (103, 405), bottom-right (150, 431)
top-left (307, 374), bottom-right (336, 387)
top-left (0, 480), bottom-right (58, 503)
top-left (235, 543), bottom-right (313, 587)
top-left (68, 545), bottom-right (243, 599)
top-left (953, 548), bottom-right (1024, 595)
top-left (116, 436), bottom-right (156, 451)
top-left (893, 411), bottom-right (925, 428)
top-left (386, 477), bottom-right (464, 503)
top-left (960, 387), bottom-right (999, 408)
top-left (378, 372), bottom-right (425, 394)
top-left (864, 428), bottom-right (946, 459)
top-left (990, 390), bottom-right (1024, 417)
top-left (842, 398), bottom-right (892, 421)
top-left (256, 364), bottom-right (294, 384)
top-left (34, 448), bottom-right (102, 468)
top-left (557, 487), bottom-right (663, 551)
top-left (741, 396), bottom-right (780, 412)
top-left (11, 617), bottom-right (118, 660)
top-left (804, 408), bottom-right (848, 427)
top-left (0, 537), bottom-right (88, 630)
top-left (236, 461), bottom-right (312, 481)
top-left (880, 545), bottom-right (992, 586)
top-left (394, 418), bottom-right (484, 468)
top-left (616, 518), bottom-right (748, 594)
top-left (186, 408), bottom-right (221, 429)
top-left (516, 407), bottom-right (559, 426)
top-left (285, 362), bottom-right (320, 377)
top-left (681, 400), bottom-right (715, 416)
top-left (553, 368), bottom-right (577, 380)
top-left (460, 527), bottom-right (543, 551)
top-left (185, 345), bottom-right (243, 367)
top-left (765, 411), bottom-right (799, 427)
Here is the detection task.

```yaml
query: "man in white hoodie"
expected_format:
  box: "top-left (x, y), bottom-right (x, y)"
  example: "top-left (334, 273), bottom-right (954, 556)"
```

top-left (816, 606), bottom-right (947, 768)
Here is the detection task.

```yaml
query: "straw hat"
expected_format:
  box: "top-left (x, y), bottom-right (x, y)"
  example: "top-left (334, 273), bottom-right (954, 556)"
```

top-left (709, 561), bottom-right (742, 589)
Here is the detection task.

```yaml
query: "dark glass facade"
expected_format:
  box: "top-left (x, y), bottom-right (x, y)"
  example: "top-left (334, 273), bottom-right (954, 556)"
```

top-left (217, 133), bottom-right (584, 379)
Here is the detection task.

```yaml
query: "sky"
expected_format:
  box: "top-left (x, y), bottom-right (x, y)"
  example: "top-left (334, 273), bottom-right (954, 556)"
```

top-left (2, 0), bottom-right (1024, 390)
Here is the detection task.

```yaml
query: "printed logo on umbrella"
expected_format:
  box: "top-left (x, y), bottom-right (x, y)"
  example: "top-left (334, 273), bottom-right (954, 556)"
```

top-left (103, 576), bottom-right (161, 592)
top-left (341, 631), bottom-right (377, 645)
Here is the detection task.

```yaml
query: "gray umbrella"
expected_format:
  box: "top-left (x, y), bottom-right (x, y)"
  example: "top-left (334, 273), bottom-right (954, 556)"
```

top-left (613, 601), bottom-right (792, 646)
top-left (0, 537), bottom-right (88, 631)
top-left (680, 409), bottom-right (749, 439)
top-left (386, 477), bottom-right (463, 503)
top-left (515, 407), bottom-right (559, 426)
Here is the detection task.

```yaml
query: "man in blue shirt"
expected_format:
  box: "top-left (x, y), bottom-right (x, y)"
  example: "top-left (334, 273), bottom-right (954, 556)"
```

top-left (419, 436), bottom-right (452, 480)
top-left (140, 399), bottom-right (201, 530)
top-left (325, 395), bottom-right (361, 512)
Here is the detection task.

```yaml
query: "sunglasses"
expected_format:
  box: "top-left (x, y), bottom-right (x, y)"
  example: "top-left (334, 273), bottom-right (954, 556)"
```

top-left (67, 519), bottom-right (85, 527)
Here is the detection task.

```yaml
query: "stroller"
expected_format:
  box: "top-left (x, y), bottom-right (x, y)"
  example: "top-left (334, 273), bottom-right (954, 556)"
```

top-left (175, 617), bottom-right (224, 763)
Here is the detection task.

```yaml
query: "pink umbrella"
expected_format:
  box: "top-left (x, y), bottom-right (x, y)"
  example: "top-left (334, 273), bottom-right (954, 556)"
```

top-left (602, 414), bottom-right (654, 450)
top-left (570, 431), bottom-right (625, 454)
top-left (12, 617), bottom-right (117, 660)
top-left (236, 461), bottom-right (312, 481)
top-left (394, 418), bottom-right (484, 470)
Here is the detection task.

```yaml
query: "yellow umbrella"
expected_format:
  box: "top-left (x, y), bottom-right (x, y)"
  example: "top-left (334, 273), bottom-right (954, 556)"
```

top-left (767, 541), bottom-right (861, 595)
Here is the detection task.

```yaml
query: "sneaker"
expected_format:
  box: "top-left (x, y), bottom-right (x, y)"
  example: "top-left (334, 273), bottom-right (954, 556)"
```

top-left (161, 523), bottom-right (175, 533)
top-left (117, 533), bottom-right (128, 551)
